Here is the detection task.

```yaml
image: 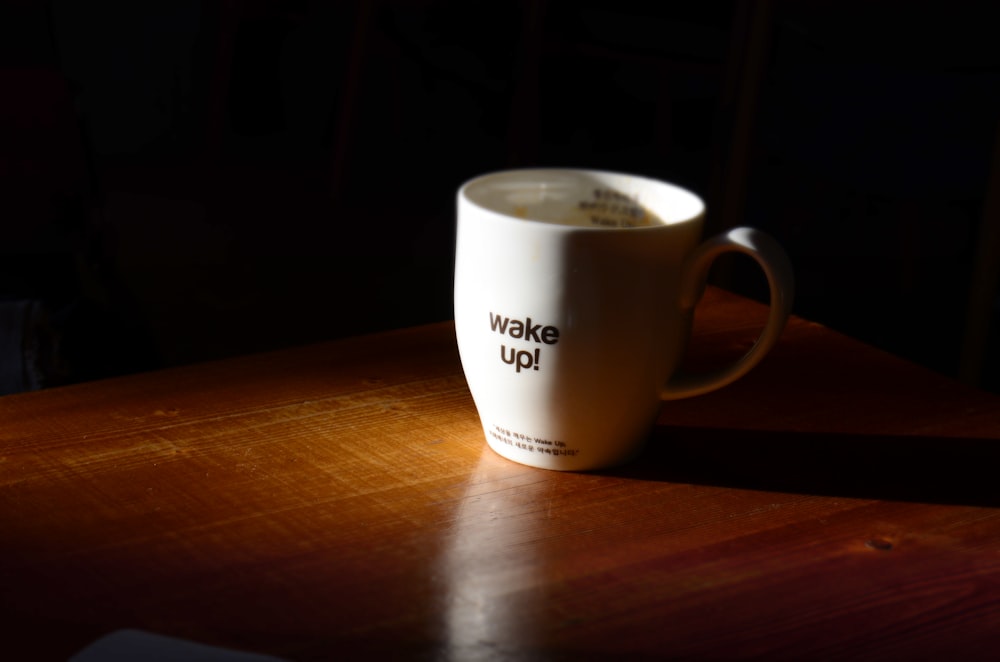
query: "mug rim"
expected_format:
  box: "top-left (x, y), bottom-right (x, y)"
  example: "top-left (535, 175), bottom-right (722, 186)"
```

top-left (458, 167), bottom-right (706, 231)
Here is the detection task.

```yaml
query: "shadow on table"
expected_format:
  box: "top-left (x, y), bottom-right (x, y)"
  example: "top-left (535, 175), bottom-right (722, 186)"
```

top-left (609, 426), bottom-right (1000, 507)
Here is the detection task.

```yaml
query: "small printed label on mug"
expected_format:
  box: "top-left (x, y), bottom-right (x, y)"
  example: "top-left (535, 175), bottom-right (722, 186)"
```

top-left (578, 188), bottom-right (659, 228)
top-left (490, 425), bottom-right (580, 457)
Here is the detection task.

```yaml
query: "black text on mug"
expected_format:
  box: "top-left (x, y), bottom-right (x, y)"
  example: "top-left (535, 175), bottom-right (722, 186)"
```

top-left (490, 313), bottom-right (560, 373)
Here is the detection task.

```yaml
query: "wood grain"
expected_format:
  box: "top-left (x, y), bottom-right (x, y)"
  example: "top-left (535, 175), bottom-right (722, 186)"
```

top-left (2, 288), bottom-right (999, 660)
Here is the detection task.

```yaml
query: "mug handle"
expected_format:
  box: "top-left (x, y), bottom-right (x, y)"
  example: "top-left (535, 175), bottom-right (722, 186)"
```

top-left (660, 227), bottom-right (795, 400)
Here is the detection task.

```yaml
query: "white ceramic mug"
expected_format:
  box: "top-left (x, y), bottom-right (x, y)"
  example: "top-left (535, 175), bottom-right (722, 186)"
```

top-left (454, 169), bottom-right (794, 471)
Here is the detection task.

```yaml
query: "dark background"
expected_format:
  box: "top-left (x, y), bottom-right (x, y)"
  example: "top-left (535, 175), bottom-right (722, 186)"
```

top-left (2, 1), bottom-right (1000, 392)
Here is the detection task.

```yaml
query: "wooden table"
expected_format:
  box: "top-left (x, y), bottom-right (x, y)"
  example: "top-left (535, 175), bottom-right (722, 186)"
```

top-left (3, 288), bottom-right (1000, 660)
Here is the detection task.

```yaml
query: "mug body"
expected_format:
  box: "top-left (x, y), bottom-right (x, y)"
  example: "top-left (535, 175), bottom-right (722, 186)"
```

top-left (454, 169), bottom-right (705, 470)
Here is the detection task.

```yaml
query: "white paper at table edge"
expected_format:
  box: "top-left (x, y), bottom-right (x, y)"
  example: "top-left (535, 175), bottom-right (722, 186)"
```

top-left (69, 629), bottom-right (288, 662)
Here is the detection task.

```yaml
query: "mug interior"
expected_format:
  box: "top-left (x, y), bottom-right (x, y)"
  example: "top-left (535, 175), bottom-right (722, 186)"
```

top-left (461, 169), bottom-right (705, 229)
